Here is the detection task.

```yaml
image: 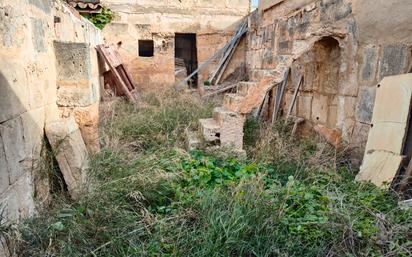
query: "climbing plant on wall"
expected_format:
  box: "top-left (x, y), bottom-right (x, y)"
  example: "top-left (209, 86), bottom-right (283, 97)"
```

top-left (81, 7), bottom-right (114, 30)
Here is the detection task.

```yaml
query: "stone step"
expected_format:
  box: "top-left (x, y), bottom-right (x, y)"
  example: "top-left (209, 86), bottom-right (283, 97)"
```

top-left (237, 81), bottom-right (257, 96)
top-left (185, 129), bottom-right (201, 151)
top-left (250, 69), bottom-right (275, 82)
top-left (213, 107), bottom-right (243, 126)
top-left (223, 93), bottom-right (245, 112)
top-left (199, 118), bottom-right (220, 142)
top-left (212, 107), bottom-right (245, 150)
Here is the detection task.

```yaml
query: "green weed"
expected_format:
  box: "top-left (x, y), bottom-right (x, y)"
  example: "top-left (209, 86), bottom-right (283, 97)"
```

top-left (11, 91), bottom-right (412, 257)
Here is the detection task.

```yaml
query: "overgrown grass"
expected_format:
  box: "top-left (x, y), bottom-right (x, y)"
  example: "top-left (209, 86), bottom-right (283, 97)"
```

top-left (10, 90), bottom-right (412, 256)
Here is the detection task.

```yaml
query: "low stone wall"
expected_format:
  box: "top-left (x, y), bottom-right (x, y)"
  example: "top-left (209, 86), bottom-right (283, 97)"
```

top-left (0, 0), bottom-right (102, 224)
top-left (249, 0), bottom-right (412, 161)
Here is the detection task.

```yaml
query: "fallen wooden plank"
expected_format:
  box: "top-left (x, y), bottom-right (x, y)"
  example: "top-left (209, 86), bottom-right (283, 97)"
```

top-left (175, 17), bottom-right (248, 90)
top-left (97, 44), bottom-right (136, 102)
top-left (202, 83), bottom-right (238, 98)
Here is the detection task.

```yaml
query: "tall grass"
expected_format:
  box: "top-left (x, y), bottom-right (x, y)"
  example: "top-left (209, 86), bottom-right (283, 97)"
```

top-left (10, 90), bottom-right (412, 257)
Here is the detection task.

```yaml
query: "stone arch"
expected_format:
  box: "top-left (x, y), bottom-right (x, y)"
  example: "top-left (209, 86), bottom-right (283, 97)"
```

top-left (313, 36), bottom-right (341, 95)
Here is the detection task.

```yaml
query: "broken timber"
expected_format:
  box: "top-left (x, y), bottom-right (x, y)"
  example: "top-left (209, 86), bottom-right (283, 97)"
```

top-left (174, 17), bottom-right (249, 91)
top-left (272, 68), bottom-right (290, 123)
top-left (96, 44), bottom-right (137, 102)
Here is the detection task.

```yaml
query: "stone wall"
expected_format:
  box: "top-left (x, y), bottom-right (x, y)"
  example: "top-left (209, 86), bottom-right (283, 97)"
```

top-left (101, 0), bottom-right (251, 90)
top-left (250, 0), bottom-right (412, 160)
top-left (0, 0), bottom-right (102, 224)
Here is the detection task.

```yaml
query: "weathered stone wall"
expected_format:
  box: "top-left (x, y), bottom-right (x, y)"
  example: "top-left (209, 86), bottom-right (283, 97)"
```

top-left (102, 0), bottom-right (251, 90)
top-left (0, 0), bottom-right (102, 224)
top-left (251, 0), bottom-right (412, 160)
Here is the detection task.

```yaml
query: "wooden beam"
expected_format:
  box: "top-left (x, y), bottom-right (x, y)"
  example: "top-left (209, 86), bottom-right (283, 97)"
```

top-left (286, 74), bottom-right (303, 120)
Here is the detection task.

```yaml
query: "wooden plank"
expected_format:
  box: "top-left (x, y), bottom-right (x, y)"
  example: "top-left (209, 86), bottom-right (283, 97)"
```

top-left (97, 45), bottom-right (136, 102)
top-left (174, 18), bottom-right (248, 90)
top-left (286, 74), bottom-right (303, 120)
top-left (213, 29), bottom-right (245, 85)
top-left (272, 68), bottom-right (290, 123)
top-left (202, 83), bottom-right (238, 98)
top-left (209, 20), bottom-right (247, 84)
top-left (98, 44), bottom-right (122, 68)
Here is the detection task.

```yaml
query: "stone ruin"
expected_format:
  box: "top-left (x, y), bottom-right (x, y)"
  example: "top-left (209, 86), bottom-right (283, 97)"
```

top-left (1, 1), bottom-right (412, 248)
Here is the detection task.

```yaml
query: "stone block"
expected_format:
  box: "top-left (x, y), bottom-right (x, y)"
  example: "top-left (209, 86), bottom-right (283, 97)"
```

top-left (0, 117), bottom-right (26, 184)
top-left (237, 82), bottom-right (257, 96)
top-left (60, 103), bottom-right (100, 153)
top-left (337, 96), bottom-right (357, 136)
top-left (45, 117), bottom-right (89, 199)
top-left (311, 94), bottom-right (329, 124)
top-left (327, 96), bottom-right (339, 128)
top-left (21, 108), bottom-right (45, 160)
top-left (0, 134), bottom-right (10, 195)
top-left (297, 94), bottom-right (312, 119)
top-left (223, 93), bottom-right (244, 113)
top-left (54, 42), bottom-right (98, 107)
top-left (30, 18), bottom-right (47, 53)
top-left (0, 60), bottom-right (29, 123)
top-left (356, 86), bottom-right (376, 123)
top-left (314, 124), bottom-right (342, 148)
top-left (28, 0), bottom-right (52, 14)
top-left (0, 5), bottom-right (25, 48)
top-left (185, 129), bottom-right (201, 151)
top-left (1, 173), bottom-right (36, 222)
top-left (360, 45), bottom-right (378, 82)
top-left (379, 44), bottom-right (408, 80)
top-left (54, 42), bottom-right (91, 81)
top-left (199, 118), bottom-right (220, 142)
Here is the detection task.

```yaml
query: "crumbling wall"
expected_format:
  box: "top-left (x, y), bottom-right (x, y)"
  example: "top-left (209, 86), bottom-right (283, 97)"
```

top-left (250, 0), bottom-right (412, 161)
top-left (102, 0), bottom-right (250, 90)
top-left (0, 0), bottom-right (102, 223)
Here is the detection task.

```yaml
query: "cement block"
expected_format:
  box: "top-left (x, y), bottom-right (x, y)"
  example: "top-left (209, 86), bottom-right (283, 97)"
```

top-left (379, 44), bottom-right (408, 80)
top-left (45, 117), bottom-right (89, 199)
top-left (356, 86), bottom-right (376, 123)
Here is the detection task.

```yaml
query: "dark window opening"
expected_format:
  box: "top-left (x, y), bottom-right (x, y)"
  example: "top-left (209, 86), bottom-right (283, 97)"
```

top-left (175, 33), bottom-right (198, 87)
top-left (139, 40), bottom-right (154, 57)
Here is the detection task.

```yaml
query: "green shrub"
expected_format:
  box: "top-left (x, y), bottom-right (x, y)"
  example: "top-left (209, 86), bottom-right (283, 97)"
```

top-left (82, 7), bottom-right (114, 30)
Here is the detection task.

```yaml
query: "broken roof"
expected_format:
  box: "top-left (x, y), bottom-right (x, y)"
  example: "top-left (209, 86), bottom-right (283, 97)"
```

top-left (67, 0), bottom-right (102, 13)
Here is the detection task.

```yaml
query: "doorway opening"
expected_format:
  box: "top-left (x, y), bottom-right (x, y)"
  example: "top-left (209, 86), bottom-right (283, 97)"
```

top-left (175, 33), bottom-right (198, 87)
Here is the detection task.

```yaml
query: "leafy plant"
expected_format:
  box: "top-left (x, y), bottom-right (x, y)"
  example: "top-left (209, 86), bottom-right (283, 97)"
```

top-left (82, 7), bottom-right (114, 30)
